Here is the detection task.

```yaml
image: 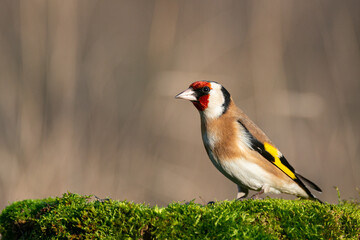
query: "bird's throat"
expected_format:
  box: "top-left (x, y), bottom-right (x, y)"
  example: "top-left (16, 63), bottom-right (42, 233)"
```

top-left (192, 95), bottom-right (209, 111)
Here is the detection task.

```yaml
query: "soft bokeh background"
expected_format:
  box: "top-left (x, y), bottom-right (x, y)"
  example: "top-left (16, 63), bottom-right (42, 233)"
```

top-left (0, 0), bottom-right (359, 209)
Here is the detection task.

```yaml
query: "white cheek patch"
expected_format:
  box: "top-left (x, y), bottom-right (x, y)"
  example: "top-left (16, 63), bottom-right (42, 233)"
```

top-left (203, 84), bottom-right (225, 119)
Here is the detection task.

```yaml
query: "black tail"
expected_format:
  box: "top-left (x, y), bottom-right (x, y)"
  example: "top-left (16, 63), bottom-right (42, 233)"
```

top-left (296, 173), bottom-right (322, 192)
top-left (295, 173), bottom-right (323, 203)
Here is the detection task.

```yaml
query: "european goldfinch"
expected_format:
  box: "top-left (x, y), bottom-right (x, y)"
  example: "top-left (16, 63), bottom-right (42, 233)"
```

top-left (175, 81), bottom-right (322, 202)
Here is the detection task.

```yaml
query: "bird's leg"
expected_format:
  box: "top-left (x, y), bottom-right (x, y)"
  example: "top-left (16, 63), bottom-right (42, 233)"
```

top-left (236, 185), bottom-right (249, 201)
top-left (94, 195), bottom-right (110, 203)
top-left (250, 184), bottom-right (270, 199)
top-left (250, 189), bottom-right (265, 199)
top-left (237, 192), bottom-right (246, 200)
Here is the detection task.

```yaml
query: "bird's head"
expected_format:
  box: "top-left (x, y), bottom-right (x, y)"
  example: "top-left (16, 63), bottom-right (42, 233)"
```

top-left (175, 81), bottom-right (231, 119)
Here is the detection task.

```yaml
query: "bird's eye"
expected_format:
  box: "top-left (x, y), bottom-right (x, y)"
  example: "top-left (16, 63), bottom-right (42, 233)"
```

top-left (202, 86), bottom-right (210, 93)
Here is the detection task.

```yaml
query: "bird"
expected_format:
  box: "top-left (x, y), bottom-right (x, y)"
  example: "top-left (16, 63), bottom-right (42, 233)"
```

top-left (175, 81), bottom-right (322, 202)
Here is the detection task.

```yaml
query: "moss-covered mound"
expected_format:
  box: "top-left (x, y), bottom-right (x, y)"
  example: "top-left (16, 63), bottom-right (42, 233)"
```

top-left (0, 193), bottom-right (359, 239)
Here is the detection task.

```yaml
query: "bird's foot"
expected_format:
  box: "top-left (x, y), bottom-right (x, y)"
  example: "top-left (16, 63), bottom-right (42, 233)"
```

top-left (236, 196), bottom-right (247, 201)
top-left (236, 190), bottom-right (248, 200)
top-left (95, 196), bottom-right (111, 203)
top-left (250, 189), bottom-right (265, 199)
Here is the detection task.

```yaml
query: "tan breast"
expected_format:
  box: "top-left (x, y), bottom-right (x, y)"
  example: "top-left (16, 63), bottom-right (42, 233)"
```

top-left (201, 100), bottom-right (293, 184)
top-left (201, 101), bottom-right (246, 161)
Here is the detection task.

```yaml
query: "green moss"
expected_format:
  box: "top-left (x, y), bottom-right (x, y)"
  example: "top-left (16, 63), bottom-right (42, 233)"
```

top-left (0, 193), bottom-right (359, 239)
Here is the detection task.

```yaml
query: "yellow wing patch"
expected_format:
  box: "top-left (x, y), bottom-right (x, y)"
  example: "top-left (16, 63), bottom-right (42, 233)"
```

top-left (263, 142), bottom-right (296, 179)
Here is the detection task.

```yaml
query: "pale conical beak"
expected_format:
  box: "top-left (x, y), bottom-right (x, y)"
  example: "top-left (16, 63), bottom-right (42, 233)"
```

top-left (175, 88), bottom-right (197, 101)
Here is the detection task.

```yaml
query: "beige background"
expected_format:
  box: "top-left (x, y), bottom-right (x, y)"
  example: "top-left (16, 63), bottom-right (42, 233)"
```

top-left (0, 0), bottom-right (359, 209)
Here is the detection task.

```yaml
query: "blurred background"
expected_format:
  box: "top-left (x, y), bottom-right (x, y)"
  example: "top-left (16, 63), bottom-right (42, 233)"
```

top-left (0, 0), bottom-right (359, 209)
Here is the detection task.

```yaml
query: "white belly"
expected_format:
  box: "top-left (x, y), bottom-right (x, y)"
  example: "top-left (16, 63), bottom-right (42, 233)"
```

top-left (207, 151), bottom-right (265, 191)
top-left (207, 150), bottom-right (307, 196)
top-left (201, 126), bottom-right (307, 197)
